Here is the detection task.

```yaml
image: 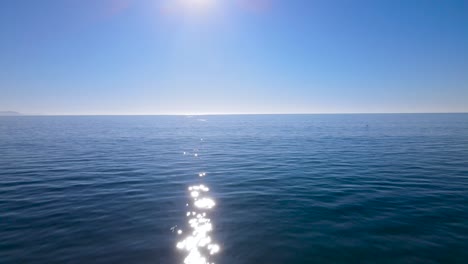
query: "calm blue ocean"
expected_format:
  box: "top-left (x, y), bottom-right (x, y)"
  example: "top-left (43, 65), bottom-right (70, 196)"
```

top-left (1, 114), bottom-right (468, 264)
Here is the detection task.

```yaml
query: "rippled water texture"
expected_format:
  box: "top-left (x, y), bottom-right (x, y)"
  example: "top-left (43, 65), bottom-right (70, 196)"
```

top-left (1, 114), bottom-right (468, 263)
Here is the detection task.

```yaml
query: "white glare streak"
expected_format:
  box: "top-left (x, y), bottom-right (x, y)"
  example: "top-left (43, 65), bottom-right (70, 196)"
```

top-left (194, 198), bottom-right (215, 209)
top-left (177, 183), bottom-right (220, 264)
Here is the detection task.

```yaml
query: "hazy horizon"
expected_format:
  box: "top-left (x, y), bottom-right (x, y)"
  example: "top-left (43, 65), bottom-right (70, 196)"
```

top-left (2, 111), bottom-right (468, 116)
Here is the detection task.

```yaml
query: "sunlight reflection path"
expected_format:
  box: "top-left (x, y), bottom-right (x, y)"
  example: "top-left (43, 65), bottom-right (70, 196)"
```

top-left (177, 141), bottom-right (220, 264)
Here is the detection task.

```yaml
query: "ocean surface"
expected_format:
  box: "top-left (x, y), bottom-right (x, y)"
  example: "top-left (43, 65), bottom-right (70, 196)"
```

top-left (1, 114), bottom-right (468, 264)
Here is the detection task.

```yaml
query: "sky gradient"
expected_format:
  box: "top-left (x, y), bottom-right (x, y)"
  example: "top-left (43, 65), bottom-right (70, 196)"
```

top-left (1, 0), bottom-right (467, 115)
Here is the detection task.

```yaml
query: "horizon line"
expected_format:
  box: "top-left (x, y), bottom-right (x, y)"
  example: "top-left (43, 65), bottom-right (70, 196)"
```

top-left (3, 112), bottom-right (468, 116)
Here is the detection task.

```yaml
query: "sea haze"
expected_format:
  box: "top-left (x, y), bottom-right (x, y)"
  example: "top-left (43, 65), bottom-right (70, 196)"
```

top-left (1, 114), bottom-right (468, 264)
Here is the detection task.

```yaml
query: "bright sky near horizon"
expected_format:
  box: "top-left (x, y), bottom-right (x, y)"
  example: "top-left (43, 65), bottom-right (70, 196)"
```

top-left (1, 0), bottom-right (467, 115)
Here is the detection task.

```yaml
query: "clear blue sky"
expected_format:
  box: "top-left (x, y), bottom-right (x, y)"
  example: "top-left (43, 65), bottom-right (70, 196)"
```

top-left (1, 0), bottom-right (467, 115)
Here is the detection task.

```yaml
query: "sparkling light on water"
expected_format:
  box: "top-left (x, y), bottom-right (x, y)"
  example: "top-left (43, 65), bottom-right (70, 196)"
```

top-left (194, 198), bottom-right (215, 209)
top-left (177, 183), bottom-right (220, 264)
top-left (177, 146), bottom-right (220, 264)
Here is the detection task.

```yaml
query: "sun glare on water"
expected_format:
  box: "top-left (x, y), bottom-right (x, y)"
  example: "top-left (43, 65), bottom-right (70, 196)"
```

top-left (177, 184), bottom-right (220, 264)
top-left (177, 141), bottom-right (220, 264)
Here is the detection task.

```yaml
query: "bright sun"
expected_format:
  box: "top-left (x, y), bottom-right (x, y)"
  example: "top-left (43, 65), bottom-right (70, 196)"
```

top-left (180, 0), bottom-right (216, 10)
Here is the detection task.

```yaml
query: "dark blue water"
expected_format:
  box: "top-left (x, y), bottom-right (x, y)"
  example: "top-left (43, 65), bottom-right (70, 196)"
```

top-left (1, 114), bottom-right (468, 264)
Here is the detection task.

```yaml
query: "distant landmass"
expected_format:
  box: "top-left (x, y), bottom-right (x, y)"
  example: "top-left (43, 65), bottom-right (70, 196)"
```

top-left (0, 111), bottom-right (22, 116)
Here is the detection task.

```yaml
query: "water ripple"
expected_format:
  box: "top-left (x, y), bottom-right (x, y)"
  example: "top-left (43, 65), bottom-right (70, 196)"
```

top-left (1, 114), bottom-right (468, 263)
